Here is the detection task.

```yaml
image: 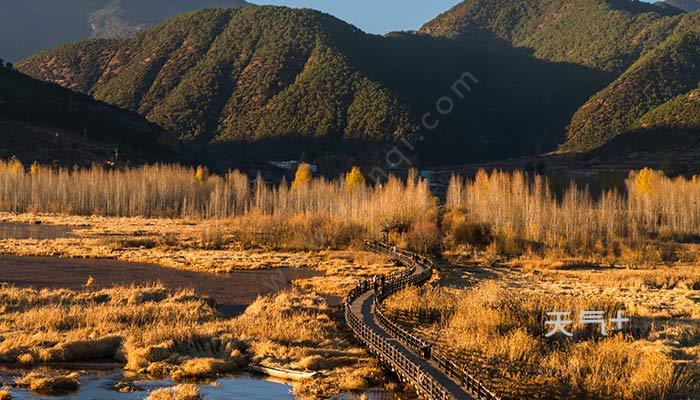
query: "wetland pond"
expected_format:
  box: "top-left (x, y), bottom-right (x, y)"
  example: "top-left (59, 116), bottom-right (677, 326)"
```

top-left (0, 222), bottom-right (394, 399)
top-left (0, 367), bottom-right (296, 399)
top-left (0, 220), bottom-right (320, 316)
top-left (0, 367), bottom-right (393, 399)
top-left (0, 222), bottom-right (75, 240)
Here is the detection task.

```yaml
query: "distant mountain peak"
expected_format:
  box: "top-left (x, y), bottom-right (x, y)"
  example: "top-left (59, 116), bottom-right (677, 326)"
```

top-left (0, 0), bottom-right (249, 62)
top-left (661, 0), bottom-right (700, 12)
top-left (88, 0), bottom-right (250, 38)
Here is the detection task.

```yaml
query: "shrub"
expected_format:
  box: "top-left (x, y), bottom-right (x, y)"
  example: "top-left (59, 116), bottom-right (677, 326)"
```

top-left (404, 221), bottom-right (441, 255)
top-left (443, 210), bottom-right (492, 247)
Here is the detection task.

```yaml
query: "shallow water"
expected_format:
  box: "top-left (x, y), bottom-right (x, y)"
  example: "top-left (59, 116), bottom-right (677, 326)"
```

top-left (1, 369), bottom-right (296, 400)
top-left (0, 222), bottom-right (74, 240)
top-left (0, 368), bottom-right (396, 400)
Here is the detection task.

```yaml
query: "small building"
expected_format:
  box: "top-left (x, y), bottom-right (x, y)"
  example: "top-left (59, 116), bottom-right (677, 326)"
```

top-left (269, 160), bottom-right (318, 173)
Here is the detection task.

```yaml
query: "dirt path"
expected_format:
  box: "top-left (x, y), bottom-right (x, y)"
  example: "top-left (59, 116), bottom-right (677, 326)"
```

top-left (0, 255), bottom-right (320, 316)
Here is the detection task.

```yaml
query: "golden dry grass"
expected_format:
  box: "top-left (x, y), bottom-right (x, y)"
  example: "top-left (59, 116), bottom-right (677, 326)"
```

top-left (0, 283), bottom-right (384, 399)
top-left (0, 389), bottom-right (10, 400)
top-left (146, 384), bottom-right (201, 400)
top-left (15, 372), bottom-right (80, 395)
top-left (385, 263), bottom-right (700, 400)
top-left (170, 357), bottom-right (238, 381)
top-left (0, 213), bottom-right (401, 278)
top-left (2, 163), bottom-right (698, 399)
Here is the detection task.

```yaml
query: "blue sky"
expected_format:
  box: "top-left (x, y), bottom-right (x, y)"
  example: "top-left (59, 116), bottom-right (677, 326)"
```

top-left (250, 0), bottom-right (658, 34)
top-left (248, 0), bottom-right (464, 34)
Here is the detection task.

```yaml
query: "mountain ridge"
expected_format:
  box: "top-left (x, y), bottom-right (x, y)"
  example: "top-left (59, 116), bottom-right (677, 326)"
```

top-left (12, 1), bottom-right (700, 164)
top-left (662, 0), bottom-right (700, 11)
top-left (0, 0), bottom-right (248, 62)
top-left (563, 31), bottom-right (700, 152)
top-left (0, 64), bottom-right (173, 165)
top-left (420, 0), bottom-right (693, 73)
top-left (18, 7), bottom-right (419, 160)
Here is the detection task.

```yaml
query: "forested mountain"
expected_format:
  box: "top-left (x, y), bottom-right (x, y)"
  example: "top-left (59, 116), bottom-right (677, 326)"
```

top-left (12, 1), bottom-right (700, 164)
top-left (0, 64), bottom-right (173, 165)
top-left (19, 5), bottom-right (618, 162)
top-left (663, 0), bottom-right (700, 11)
top-left (420, 0), bottom-right (692, 74)
top-left (563, 31), bottom-right (700, 152)
top-left (18, 8), bottom-right (418, 161)
top-left (0, 0), bottom-right (248, 62)
top-left (421, 0), bottom-right (699, 155)
top-left (591, 87), bottom-right (700, 157)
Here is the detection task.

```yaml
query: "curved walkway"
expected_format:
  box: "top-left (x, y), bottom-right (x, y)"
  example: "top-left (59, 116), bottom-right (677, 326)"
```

top-left (345, 242), bottom-right (476, 400)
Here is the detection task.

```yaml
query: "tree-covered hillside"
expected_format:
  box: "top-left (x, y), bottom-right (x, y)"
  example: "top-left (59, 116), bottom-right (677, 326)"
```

top-left (0, 0), bottom-right (247, 62)
top-left (18, 6), bottom-right (624, 163)
top-left (420, 0), bottom-right (693, 74)
top-left (588, 87), bottom-right (700, 158)
top-left (19, 8), bottom-right (418, 157)
top-left (563, 31), bottom-right (700, 151)
top-left (14, 2), bottom-right (700, 163)
top-left (0, 64), bottom-right (172, 165)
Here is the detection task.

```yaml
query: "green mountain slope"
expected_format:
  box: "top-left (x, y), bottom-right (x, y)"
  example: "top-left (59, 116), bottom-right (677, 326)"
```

top-left (636, 87), bottom-right (700, 129)
top-left (563, 31), bottom-right (700, 152)
top-left (18, 7), bottom-right (418, 157)
top-left (19, 6), bottom-right (617, 163)
top-left (420, 0), bottom-right (693, 74)
top-left (589, 87), bottom-right (700, 159)
top-left (0, 64), bottom-right (172, 165)
top-left (15, 2), bottom-right (700, 163)
top-left (0, 0), bottom-right (248, 62)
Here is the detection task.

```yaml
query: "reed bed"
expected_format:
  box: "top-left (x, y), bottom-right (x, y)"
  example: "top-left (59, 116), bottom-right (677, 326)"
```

top-left (445, 169), bottom-right (700, 258)
top-left (0, 160), bottom-right (435, 245)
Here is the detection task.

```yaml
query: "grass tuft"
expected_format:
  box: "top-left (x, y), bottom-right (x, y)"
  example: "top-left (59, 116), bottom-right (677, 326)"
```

top-left (15, 372), bottom-right (80, 395)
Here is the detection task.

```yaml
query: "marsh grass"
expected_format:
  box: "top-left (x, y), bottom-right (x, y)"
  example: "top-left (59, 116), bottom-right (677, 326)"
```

top-left (385, 279), bottom-right (697, 400)
top-left (0, 162), bottom-right (436, 248)
top-left (146, 384), bottom-right (201, 400)
top-left (0, 284), bottom-right (382, 399)
top-left (15, 372), bottom-right (80, 395)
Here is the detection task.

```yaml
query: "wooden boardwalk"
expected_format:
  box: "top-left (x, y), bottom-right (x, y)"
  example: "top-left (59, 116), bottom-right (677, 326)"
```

top-left (344, 242), bottom-right (500, 400)
top-left (349, 288), bottom-right (472, 399)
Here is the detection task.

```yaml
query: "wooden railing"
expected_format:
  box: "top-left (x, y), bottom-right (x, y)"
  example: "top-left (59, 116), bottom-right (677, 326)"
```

top-left (344, 240), bottom-right (500, 400)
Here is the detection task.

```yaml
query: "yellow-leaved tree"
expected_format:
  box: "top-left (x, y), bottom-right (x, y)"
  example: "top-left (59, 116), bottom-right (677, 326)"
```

top-left (634, 167), bottom-right (656, 196)
top-left (9, 157), bottom-right (23, 176)
top-left (195, 165), bottom-right (208, 183)
top-left (345, 166), bottom-right (365, 193)
top-left (292, 163), bottom-right (312, 189)
top-left (29, 162), bottom-right (40, 176)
